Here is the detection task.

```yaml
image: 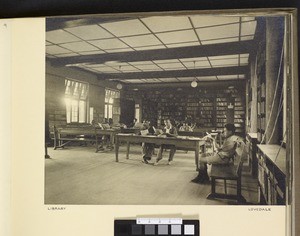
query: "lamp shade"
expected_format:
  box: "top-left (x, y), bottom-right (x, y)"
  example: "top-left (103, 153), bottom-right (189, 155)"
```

top-left (116, 83), bottom-right (123, 90)
top-left (191, 80), bottom-right (197, 88)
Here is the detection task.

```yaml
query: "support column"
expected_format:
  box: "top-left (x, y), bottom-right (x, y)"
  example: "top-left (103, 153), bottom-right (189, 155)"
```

top-left (265, 17), bottom-right (284, 144)
top-left (250, 61), bottom-right (258, 133)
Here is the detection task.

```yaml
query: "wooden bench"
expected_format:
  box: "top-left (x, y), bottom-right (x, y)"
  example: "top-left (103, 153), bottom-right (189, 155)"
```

top-left (206, 140), bottom-right (247, 204)
top-left (51, 126), bottom-right (104, 152)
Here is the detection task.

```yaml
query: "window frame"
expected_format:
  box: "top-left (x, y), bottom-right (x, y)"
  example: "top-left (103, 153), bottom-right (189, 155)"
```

top-left (104, 88), bottom-right (120, 119)
top-left (65, 78), bottom-right (89, 124)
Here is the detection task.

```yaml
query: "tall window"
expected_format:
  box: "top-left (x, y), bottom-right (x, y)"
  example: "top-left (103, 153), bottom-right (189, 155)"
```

top-left (135, 104), bottom-right (140, 122)
top-left (89, 107), bottom-right (94, 123)
top-left (65, 79), bottom-right (89, 123)
top-left (105, 89), bottom-right (119, 119)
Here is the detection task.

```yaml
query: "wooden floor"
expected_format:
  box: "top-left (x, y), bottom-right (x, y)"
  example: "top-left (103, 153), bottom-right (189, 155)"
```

top-left (45, 144), bottom-right (258, 205)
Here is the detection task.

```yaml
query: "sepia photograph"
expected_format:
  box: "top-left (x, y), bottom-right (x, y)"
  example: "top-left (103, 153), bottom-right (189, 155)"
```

top-left (44, 11), bottom-right (295, 206)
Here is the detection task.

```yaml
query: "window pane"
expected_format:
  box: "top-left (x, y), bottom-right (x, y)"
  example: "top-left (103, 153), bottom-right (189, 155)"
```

top-left (65, 80), bottom-right (71, 95)
top-left (105, 89), bottom-right (120, 120)
top-left (105, 104), bottom-right (108, 119)
top-left (65, 98), bottom-right (71, 123)
top-left (71, 100), bottom-right (78, 122)
top-left (73, 82), bottom-right (79, 97)
top-left (135, 107), bottom-right (140, 123)
top-left (89, 107), bottom-right (94, 123)
top-left (80, 84), bottom-right (87, 99)
top-left (79, 100), bottom-right (86, 123)
top-left (70, 81), bottom-right (76, 95)
top-left (108, 105), bottom-right (113, 119)
top-left (65, 79), bottom-right (89, 124)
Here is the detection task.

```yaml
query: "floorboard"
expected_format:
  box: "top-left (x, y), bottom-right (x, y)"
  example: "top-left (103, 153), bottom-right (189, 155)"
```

top-left (45, 144), bottom-right (258, 205)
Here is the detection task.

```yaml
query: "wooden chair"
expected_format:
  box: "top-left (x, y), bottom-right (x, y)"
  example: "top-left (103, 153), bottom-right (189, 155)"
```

top-left (206, 140), bottom-right (247, 203)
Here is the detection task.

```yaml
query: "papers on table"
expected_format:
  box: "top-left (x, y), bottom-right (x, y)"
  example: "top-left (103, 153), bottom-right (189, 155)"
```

top-left (140, 129), bottom-right (149, 136)
top-left (118, 133), bottom-right (202, 140)
top-left (177, 136), bottom-right (201, 140)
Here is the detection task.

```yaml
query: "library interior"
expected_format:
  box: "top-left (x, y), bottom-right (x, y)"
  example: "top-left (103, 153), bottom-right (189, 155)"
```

top-left (45, 14), bottom-right (291, 205)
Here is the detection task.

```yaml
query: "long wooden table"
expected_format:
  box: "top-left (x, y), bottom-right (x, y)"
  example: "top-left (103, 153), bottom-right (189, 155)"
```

top-left (119, 127), bottom-right (141, 134)
top-left (115, 134), bottom-right (206, 170)
top-left (178, 131), bottom-right (204, 137)
top-left (53, 127), bottom-right (119, 152)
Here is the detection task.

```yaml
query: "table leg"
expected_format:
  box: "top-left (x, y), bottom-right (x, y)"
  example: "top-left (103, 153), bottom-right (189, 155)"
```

top-left (126, 141), bottom-right (130, 159)
top-left (45, 143), bottom-right (50, 158)
top-left (115, 137), bottom-right (119, 162)
top-left (110, 133), bottom-right (114, 149)
top-left (53, 137), bottom-right (57, 150)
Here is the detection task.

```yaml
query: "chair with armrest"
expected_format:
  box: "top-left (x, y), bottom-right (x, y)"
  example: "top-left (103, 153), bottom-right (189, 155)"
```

top-left (206, 139), bottom-right (247, 204)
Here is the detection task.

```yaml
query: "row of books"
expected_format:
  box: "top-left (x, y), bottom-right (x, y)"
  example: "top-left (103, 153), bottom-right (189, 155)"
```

top-left (257, 152), bottom-right (285, 205)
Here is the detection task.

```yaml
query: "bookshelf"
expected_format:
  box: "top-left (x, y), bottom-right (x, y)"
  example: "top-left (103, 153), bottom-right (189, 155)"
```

top-left (215, 97), bottom-right (227, 129)
top-left (256, 33), bottom-right (267, 143)
top-left (159, 93), bottom-right (186, 124)
top-left (257, 83), bottom-right (266, 142)
top-left (142, 99), bottom-right (158, 125)
top-left (246, 133), bottom-right (258, 178)
top-left (215, 89), bottom-right (245, 136)
top-left (234, 96), bottom-right (245, 135)
top-left (198, 97), bottom-right (214, 127)
top-left (257, 144), bottom-right (286, 205)
top-left (186, 95), bottom-right (199, 121)
top-left (124, 86), bottom-right (245, 135)
top-left (246, 79), bottom-right (252, 132)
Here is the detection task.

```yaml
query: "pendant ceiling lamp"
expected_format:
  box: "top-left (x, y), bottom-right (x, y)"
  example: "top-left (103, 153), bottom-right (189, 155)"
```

top-left (191, 61), bottom-right (197, 88)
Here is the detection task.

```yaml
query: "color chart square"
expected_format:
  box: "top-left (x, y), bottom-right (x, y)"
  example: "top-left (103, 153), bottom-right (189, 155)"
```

top-left (158, 225), bottom-right (168, 235)
top-left (132, 224), bottom-right (142, 235)
top-left (145, 224), bottom-right (155, 235)
top-left (184, 225), bottom-right (195, 235)
top-left (171, 224), bottom-right (182, 235)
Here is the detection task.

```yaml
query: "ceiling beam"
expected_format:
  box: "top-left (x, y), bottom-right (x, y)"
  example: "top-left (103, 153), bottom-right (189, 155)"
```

top-left (94, 65), bottom-right (248, 80)
top-left (50, 40), bottom-right (256, 66)
top-left (46, 17), bottom-right (133, 31)
top-left (124, 79), bottom-right (246, 89)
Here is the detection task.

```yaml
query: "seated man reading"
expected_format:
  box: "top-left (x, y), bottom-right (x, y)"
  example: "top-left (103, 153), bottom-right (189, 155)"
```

top-left (197, 123), bottom-right (240, 183)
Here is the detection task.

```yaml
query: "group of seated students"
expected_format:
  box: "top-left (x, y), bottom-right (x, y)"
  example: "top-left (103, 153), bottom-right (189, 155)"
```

top-left (178, 122), bottom-right (194, 131)
top-left (131, 118), bottom-right (196, 131)
top-left (141, 119), bottom-right (178, 165)
top-left (138, 120), bottom-right (240, 181)
top-left (92, 118), bottom-right (240, 181)
top-left (142, 119), bottom-right (178, 165)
